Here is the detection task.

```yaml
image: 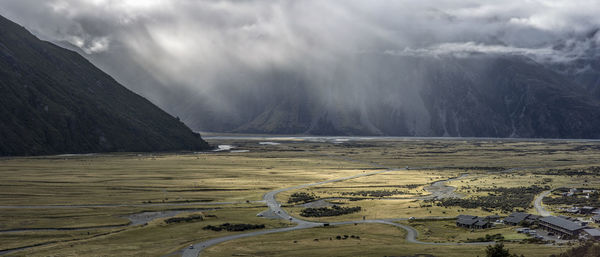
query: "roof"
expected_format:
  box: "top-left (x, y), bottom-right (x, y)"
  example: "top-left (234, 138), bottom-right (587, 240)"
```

top-left (457, 219), bottom-right (479, 226)
top-left (539, 216), bottom-right (585, 232)
top-left (504, 212), bottom-right (530, 224)
top-left (475, 220), bottom-right (490, 226)
top-left (584, 228), bottom-right (600, 237)
top-left (457, 215), bottom-right (477, 220)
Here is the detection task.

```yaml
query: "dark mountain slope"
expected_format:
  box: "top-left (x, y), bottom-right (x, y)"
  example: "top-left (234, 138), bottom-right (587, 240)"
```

top-left (0, 15), bottom-right (209, 156)
top-left (174, 54), bottom-right (600, 138)
top-left (420, 56), bottom-right (600, 138)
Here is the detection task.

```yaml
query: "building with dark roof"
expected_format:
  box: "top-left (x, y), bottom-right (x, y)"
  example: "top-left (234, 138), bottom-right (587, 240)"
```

top-left (456, 215), bottom-right (491, 229)
top-left (582, 228), bottom-right (600, 240)
top-left (525, 214), bottom-right (541, 223)
top-left (504, 212), bottom-right (532, 226)
top-left (457, 215), bottom-right (477, 220)
top-left (538, 216), bottom-right (586, 239)
top-left (485, 215), bottom-right (501, 222)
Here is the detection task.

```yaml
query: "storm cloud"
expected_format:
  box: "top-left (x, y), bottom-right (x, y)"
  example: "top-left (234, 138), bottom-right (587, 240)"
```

top-left (2, 0), bottom-right (600, 134)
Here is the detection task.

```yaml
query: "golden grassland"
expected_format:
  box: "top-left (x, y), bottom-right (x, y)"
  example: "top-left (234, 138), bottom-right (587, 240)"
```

top-left (400, 220), bottom-right (530, 243)
top-left (276, 168), bottom-right (462, 202)
top-left (0, 151), bottom-right (369, 206)
top-left (1, 138), bottom-right (600, 256)
top-left (202, 223), bottom-right (564, 257)
top-left (6, 207), bottom-right (291, 257)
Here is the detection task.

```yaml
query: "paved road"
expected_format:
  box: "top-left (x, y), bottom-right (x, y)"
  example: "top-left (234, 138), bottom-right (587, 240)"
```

top-left (180, 168), bottom-right (490, 257)
top-left (182, 169), bottom-right (397, 257)
top-left (534, 190), bottom-right (552, 217)
top-left (420, 174), bottom-right (469, 200)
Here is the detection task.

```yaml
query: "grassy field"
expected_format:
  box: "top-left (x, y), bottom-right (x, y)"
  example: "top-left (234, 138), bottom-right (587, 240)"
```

top-left (0, 151), bottom-right (369, 206)
top-left (2, 138), bottom-right (600, 256)
top-left (6, 207), bottom-right (291, 257)
top-left (202, 223), bottom-right (564, 257)
top-left (400, 220), bottom-right (530, 243)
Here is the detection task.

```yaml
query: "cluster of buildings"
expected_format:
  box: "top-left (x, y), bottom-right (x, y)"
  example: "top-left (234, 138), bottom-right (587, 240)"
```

top-left (456, 212), bottom-right (600, 241)
top-left (456, 215), bottom-right (495, 229)
top-left (562, 188), bottom-right (595, 197)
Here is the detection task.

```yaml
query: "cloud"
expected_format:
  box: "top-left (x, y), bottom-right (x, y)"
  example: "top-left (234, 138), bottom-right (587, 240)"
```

top-left (385, 41), bottom-right (587, 64)
top-left (1, 0), bottom-right (600, 132)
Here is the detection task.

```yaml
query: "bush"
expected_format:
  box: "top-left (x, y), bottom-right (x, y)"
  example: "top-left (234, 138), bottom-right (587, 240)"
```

top-left (341, 189), bottom-right (407, 197)
top-left (431, 186), bottom-right (546, 212)
top-left (465, 233), bottom-right (504, 243)
top-left (300, 205), bottom-right (362, 217)
top-left (164, 215), bottom-right (204, 224)
top-left (486, 243), bottom-right (523, 257)
top-left (288, 192), bottom-right (317, 204)
top-left (203, 223), bottom-right (265, 232)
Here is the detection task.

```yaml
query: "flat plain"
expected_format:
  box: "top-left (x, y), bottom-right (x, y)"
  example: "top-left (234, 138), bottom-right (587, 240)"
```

top-left (1, 137), bottom-right (600, 256)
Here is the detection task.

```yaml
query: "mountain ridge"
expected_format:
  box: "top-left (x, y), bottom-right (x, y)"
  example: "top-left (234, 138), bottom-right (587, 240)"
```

top-left (0, 15), bottom-right (210, 156)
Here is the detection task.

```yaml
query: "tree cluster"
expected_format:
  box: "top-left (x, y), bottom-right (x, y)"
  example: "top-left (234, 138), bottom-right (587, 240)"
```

top-left (288, 192), bottom-right (318, 204)
top-left (300, 205), bottom-right (362, 217)
top-left (164, 215), bottom-right (204, 224)
top-left (486, 243), bottom-right (524, 257)
top-left (341, 189), bottom-right (407, 197)
top-left (202, 223), bottom-right (265, 232)
top-left (432, 186), bottom-right (546, 212)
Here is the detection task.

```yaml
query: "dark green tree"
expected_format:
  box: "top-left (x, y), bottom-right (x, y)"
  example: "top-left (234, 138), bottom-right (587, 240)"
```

top-left (486, 243), bottom-right (523, 257)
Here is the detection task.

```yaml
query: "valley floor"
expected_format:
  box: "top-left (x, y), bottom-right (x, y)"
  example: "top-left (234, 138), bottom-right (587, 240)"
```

top-left (1, 137), bottom-right (600, 256)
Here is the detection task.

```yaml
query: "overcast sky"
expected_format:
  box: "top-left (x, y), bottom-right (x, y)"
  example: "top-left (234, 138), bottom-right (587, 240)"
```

top-left (3, 0), bottom-right (600, 78)
top-left (2, 0), bottom-right (600, 131)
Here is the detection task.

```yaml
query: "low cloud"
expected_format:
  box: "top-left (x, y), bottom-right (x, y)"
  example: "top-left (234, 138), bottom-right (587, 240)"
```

top-left (1, 0), bottom-right (600, 131)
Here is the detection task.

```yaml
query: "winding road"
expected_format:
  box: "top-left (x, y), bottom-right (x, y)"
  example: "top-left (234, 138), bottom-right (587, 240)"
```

top-left (180, 168), bottom-right (488, 257)
top-left (534, 190), bottom-right (552, 217)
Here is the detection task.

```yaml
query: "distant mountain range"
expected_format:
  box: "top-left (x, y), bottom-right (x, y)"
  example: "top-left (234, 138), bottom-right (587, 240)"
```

top-left (0, 15), bottom-right (210, 156)
top-left (68, 27), bottom-right (600, 139)
top-left (12, 16), bottom-right (600, 139)
top-left (175, 55), bottom-right (600, 139)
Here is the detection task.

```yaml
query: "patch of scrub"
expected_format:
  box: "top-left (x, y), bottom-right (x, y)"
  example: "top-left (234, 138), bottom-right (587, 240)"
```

top-left (125, 209), bottom-right (207, 226)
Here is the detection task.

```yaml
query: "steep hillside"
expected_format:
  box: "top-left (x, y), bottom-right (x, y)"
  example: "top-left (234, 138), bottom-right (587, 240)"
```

top-left (0, 15), bottom-right (209, 156)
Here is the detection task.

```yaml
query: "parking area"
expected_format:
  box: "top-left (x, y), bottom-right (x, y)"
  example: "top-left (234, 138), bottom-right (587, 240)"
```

top-left (515, 227), bottom-right (569, 244)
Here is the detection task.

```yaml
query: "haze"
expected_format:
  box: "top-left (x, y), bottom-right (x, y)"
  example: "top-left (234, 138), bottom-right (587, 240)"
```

top-left (3, 0), bottom-right (600, 135)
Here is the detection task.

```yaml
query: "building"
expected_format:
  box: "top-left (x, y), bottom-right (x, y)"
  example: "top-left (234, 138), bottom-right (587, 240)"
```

top-left (582, 228), bottom-right (600, 240)
top-left (485, 215), bottom-right (501, 222)
top-left (526, 214), bottom-right (541, 223)
top-left (592, 215), bottom-right (600, 223)
top-left (580, 206), bottom-right (597, 214)
top-left (504, 212), bottom-right (533, 226)
top-left (456, 215), bottom-right (491, 229)
top-left (538, 216), bottom-right (586, 239)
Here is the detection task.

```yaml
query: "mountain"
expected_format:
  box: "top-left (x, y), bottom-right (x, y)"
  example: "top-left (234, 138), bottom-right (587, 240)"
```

top-left (165, 54), bottom-right (600, 139)
top-left (0, 15), bottom-right (210, 156)
top-left (37, 23), bottom-right (600, 139)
